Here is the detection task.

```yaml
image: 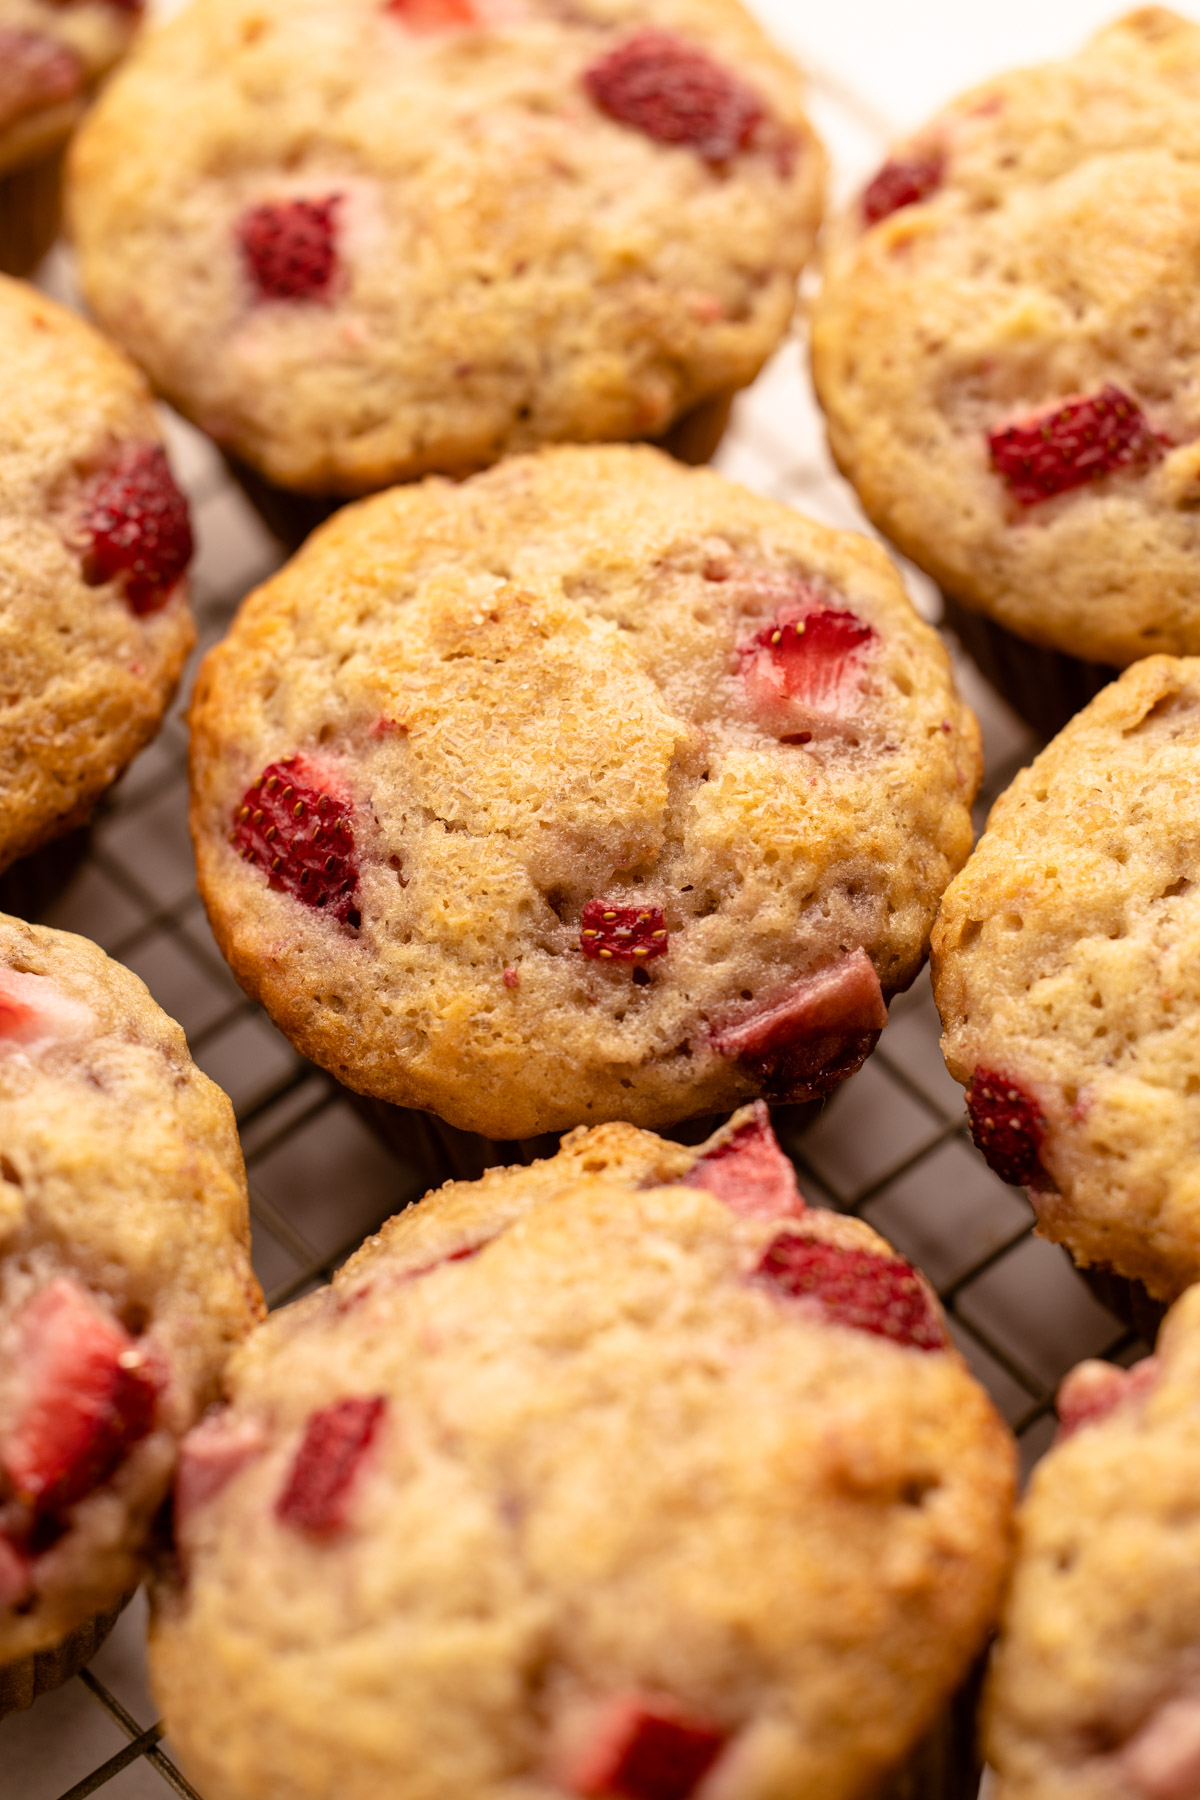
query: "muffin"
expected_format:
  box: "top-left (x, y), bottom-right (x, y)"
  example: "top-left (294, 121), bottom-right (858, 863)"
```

top-left (188, 444), bottom-right (981, 1141)
top-left (811, 7), bottom-right (1200, 728)
top-left (0, 913), bottom-right (263, 1713)
top-left (67, 0), bottom-right (824, 499)
top-left (151, 1106), bottom-right (1016, 1800)
top-left (0, 0), bottom-right (141, 273)
top-left (932, 655), bottom-right (1200, 1305)
top-left (986, 1290), bottom-right (1200, 1800)
top-left (0, 274), bottom-right (194, 879)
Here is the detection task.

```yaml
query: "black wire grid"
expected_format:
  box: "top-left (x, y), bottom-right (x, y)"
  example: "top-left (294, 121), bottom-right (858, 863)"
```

top-left (3, 169), bottom-right (1145, 1800)
top-left (2, 388), bottom-right (1143, 1800)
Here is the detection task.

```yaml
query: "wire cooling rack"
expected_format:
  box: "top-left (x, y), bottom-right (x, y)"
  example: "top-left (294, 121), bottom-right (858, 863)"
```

top-left (1, 7), bottom-right (1154, 1792)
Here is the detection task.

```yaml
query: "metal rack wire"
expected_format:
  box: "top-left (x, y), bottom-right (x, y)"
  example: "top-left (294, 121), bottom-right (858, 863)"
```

top-left (3, 35), bottom-right (1145, 1798)
top-left (3, 356), bottom-right (1142, 1800)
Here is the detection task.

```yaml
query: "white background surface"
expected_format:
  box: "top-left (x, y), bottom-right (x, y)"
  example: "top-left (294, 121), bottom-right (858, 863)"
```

top-left (762, 0), bottom-right (1200, 130)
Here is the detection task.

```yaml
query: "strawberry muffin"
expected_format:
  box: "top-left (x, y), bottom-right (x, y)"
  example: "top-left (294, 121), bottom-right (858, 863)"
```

top-left (67, 0), bottom-right (824, 497)
top-left (189, 445), bottom-right (980, 1140)
top-left (0, 0), bottom-right (141, 272)
top-left (0, 275), bottom-right (194, 877)
top-left (933, 655), bottom-right (1200, 1304)
top-left (811, 8), bottom-right (1200, 714)
top-left (0, 913), bottom-right (262, 1714)
top-left (987, 1292), bottom-right (1200, 1800)
top-left (151, 1106), bottom-right (1015, 1800)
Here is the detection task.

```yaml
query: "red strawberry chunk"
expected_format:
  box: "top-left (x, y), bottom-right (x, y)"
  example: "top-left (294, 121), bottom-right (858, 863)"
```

top-left (711, 950), bottom-right (887, 1103)
top-left (80, 443), bottom-right (193, 616)
top-left (755, 1233), bottom-right (946, 1352)
top-left (1122, 1695), bottom-right (1200, 1800)
top-left (967, 1068), bottom-right (1047, 1188)
top-left (0, 974), bottom-right (43, 1047)
top-left (0, 967), bottom-right (93, 1052)
top-left (2, 1280), bottom-right (160, 1517)
top-left (566, 1695), bottom-right (727, 1800)
top-left (237, 196), bottom-right (342, 304)
top-left (385, 0), bottom-right (478, 27)
top-left (685, 1102), bottom-right (805, 1221)
top-left (174, 1410), bottom-right (266, 1522)
top-left (581, 902), bottom-right (669, 963)
top-left (0, 1535), bottom-right (32, 1609)
top-left (0, 30), bottom-right (83, 131)
top-left (231, 757), bottom-right (361, 928)
top-left (988, 385), bottom-right (1167, 505)
top-left (584, 30), bottom-right (766, 166)
top-left (1056, 1356), bottom-right (1159, 1443)
top-left (340, 1241), bottom-right (491, 1311)
top-left (861, 152), bottom-right (944, 225)
top-left (740, 599), bottom-right (876, 741)
top-left (276, 1395), bottom-right (386, 1535)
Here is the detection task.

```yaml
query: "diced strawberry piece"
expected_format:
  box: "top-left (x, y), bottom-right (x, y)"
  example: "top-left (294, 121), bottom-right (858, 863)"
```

top-left (0, 1535), bottom-right (32, 1610)
top-left (1123, 1697), bottom-right (1200, 1800)
top-left (0, 967), bottom-right (93, 1053)
top-left (0, 30), bottom-right (83, 132)
top-left (966, 1068), bottom-right (1047, 1188)
top-left (861, 152), bottom-right (944, 225)
top-left (174, 1410), bottom-right (266, 1522)
top-left (564, 1695), bottom-right (727, 1800)
top-left (755, 1232), bottom-right (946, 1352)
top-left (231, 756), bottom-right (361, 929)
top-left (0, 976), bottom-right (43, 1047)
top-left (237, 196), bottom-right (342, 304)
top-left (988, 385), bottom-right (1167, 506)
top-left (385, 0), bottom-right (478, 28)
top-left (402, 1243), bottom-right (488, 1282)
top-left (339, 1241), bottom-right (490, 1311)
top-left (740, 600), bottom-right (876, 741)
top-left (276, 1395), bottom-right (386, 1535)
top-left (1056, 1356), bottom-right (1159, 1443)
top-left (711, 950), bottom-right (887, 1103)
top-left (580, 902), bottom-right (669, 963)
top-left (80, 444), bottom-right (194, 616)
top-left (2, 1280), bottom-right (160, 1516)
top-left (583, 30), bottom-right (766, 166)
top-left (685, 1102), bottom-right (805, 1221)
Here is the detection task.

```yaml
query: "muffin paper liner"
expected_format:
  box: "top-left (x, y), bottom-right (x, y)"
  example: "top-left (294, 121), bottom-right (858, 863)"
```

top-left (223, 389), bottom-right (737, 556)
top-left (877, 1656), bottom-right (986, 1800)
top-left (220, 457), bottom-right (339, 557)
top-left (1080, 1263), bottom-right (1167, 1346)
top-left (356, 1100), bottom-right (720, 1188)
top-left (656, 389), bottom-right (735, 468)
top-left (0, 1593), bottom-right (130, 1718)
top-left (355, 1096), bottom-right (826, 1189)
top-left (0, 826), bottom-right (92, 923)
top-left (941, 593), bottom-right (1117, 742)
top-left (0, 149), bottom-right (65, 279)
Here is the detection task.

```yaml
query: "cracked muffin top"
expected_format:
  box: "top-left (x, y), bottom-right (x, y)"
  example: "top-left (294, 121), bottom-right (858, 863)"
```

top-left (0, 0), bottom-right (139, 177)
top-left (188, 444), bottom-right (980, 1140)
top-left (150, 1106), bottom-right (1015, 1800)
top-left (67, 0), bottom-right (824, 495)
top-left (811, 7), bottom-right (1200, 669)
top-left (0, 914), bottom-right (262, 1680)
top-left (0, 274), bottom-right (194, 876)
top-left (933, 655), bottom-right (1200, 1303)
top-left (987, 1289), bottom-right (1200, 1800)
